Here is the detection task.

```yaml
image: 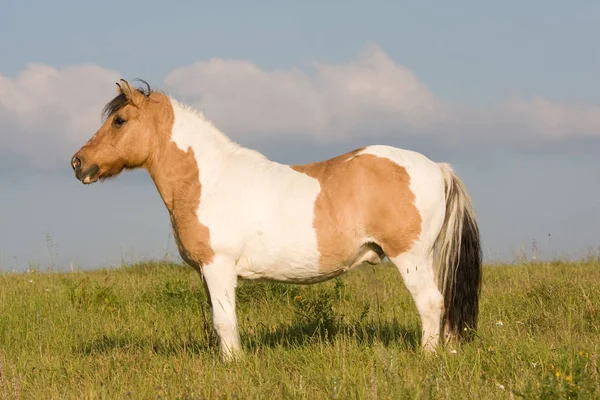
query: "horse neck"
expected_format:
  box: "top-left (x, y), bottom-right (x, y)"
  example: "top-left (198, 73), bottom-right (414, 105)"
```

top-left (169, 97), bottom-right (239, 162)
top-left (146, 97), bottom-right (265, 212)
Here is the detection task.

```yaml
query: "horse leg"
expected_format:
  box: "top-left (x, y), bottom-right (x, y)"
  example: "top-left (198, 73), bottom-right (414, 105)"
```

top-left (201, 256), bottom-right (241, 360)
top-left (390, 251), bottom-right (444, 351)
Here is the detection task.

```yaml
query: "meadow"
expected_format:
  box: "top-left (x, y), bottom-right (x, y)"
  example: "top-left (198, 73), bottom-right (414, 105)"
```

top-left (0, 258), bottom-right (598, 399)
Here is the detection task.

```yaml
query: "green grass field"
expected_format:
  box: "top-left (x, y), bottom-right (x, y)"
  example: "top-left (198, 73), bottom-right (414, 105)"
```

top-left (0, 259), bottom-right (598, 399)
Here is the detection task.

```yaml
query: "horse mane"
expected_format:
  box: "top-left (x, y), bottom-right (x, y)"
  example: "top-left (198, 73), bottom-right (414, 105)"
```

top-left (101, 79), bottom-right (152, 120)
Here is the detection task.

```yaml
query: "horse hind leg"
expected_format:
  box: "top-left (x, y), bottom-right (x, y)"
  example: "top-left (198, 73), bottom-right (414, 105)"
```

top-left (389, 250), bottom-right (444, 351)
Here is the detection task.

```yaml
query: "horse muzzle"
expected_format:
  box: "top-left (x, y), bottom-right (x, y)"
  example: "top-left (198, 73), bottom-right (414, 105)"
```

top-left (71, 154), bottom-right (100, 184)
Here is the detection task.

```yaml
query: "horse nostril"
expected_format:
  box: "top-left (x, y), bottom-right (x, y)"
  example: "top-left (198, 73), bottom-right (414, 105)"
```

top-left (72, 156), bottom-right (82, 172)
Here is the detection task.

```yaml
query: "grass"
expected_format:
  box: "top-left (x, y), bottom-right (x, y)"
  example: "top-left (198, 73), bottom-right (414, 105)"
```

top-left (0, 260), bottom-right (598, 399)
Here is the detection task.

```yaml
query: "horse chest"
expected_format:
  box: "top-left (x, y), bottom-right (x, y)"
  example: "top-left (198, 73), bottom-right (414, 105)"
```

top-left (169, 208), bottom-right (215, 270)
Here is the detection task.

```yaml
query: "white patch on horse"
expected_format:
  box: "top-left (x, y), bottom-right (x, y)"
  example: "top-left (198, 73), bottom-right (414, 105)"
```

top-left (169, 98), bottom-right (323, 283)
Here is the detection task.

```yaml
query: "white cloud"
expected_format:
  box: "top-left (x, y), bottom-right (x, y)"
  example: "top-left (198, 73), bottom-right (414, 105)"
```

top-left (1, 45), bottom-right (599, 169)
top-left (165, 45), bottom-right (442, 139)
top-left (164, 45), bottom-right (600, 144)
top-left (0, 63), bottom-right (120, 168)
top-left (502, 96), bottom-right (600, 140)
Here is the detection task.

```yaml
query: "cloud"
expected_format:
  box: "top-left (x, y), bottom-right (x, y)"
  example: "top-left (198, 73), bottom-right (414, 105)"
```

top-left (1, 45), bottom-right (599, 170)
top-left (0, 63), bottom-right (120, 169)
top-left (165, 45), bottom-right (600, 146)
top-left (165, 45), bottom-right (441, 139)
top-left (502, 97), bottom-right (600, 140)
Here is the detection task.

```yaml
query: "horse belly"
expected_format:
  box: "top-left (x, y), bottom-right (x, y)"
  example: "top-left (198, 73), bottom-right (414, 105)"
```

top-left (233, 205), bottom-right (326, 282)
top-left (204, 165), bottom-right (326, 283)
top-left (235, 243), bottom-right (323, 283)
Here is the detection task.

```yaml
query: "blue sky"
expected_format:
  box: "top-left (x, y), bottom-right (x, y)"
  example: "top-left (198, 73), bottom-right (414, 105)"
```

top-left (1, 1), bottom-right (599, 270)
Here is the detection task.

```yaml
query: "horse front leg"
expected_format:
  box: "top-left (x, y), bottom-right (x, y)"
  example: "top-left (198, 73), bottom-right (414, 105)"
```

top-left (201, 255), bottom-right (241, 361)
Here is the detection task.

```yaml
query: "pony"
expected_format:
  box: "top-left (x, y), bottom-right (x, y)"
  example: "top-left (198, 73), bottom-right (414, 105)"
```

top-left (71, 79), bottom-right (482, 360)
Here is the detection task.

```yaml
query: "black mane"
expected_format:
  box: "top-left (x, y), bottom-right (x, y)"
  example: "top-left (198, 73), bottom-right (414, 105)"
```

top-left (101, 79), bottom-right (152, 120)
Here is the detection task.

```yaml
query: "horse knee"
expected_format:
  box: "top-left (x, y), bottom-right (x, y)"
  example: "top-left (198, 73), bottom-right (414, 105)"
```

top-left (212, 314), bottom-right (237, 334)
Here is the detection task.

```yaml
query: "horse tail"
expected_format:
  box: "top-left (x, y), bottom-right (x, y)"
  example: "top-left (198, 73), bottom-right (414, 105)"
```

top-left (434, 163), bottom-right (482, 341)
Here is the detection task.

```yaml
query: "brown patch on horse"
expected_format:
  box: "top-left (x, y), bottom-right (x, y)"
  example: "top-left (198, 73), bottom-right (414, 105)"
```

top-left (72, 81), bottom-right (215, 268)
top-left (291, 149), bottom-right (422, 273)
top-left (152, 142), bottom-right (216, 270)
top-left (139, 93), bottom-right (216, 269)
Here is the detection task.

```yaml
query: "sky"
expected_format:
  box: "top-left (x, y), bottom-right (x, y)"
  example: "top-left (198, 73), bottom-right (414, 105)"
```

top-left (1, 1), bottom-right (599, 271)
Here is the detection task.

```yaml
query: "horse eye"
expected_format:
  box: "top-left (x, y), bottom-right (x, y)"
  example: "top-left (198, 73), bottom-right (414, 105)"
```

top-left (113, 116), bottom-right (127, 127)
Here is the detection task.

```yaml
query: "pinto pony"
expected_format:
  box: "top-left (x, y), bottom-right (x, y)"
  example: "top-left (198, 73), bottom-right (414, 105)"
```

top-left (71, 79), bottom-right (482, 360)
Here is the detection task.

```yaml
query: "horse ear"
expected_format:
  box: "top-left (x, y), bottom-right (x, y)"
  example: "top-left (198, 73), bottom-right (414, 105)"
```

top-left (117, 79), bottom-right (145, 107)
